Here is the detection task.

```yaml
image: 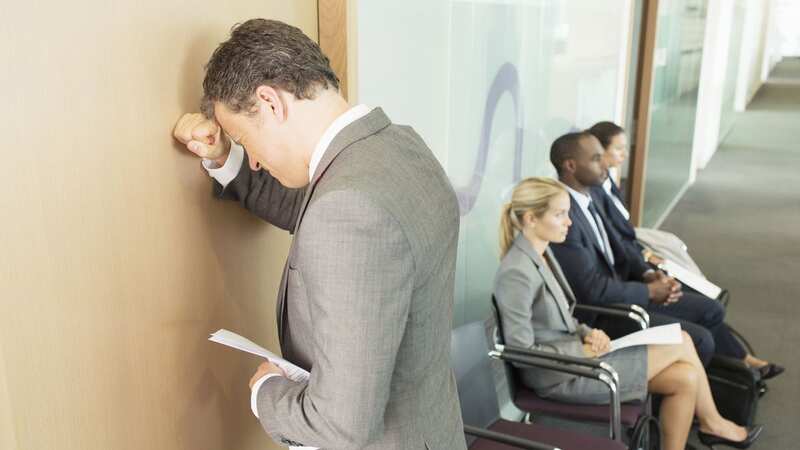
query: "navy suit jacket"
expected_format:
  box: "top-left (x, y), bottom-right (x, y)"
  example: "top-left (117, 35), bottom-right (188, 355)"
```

top-left (590, 181), bottom-right (648, 259)
top-left (549, 194), bottom-right (651, 309)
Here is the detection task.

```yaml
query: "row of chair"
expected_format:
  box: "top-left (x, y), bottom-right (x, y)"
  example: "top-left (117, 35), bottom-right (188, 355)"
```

top-left (451, 302), bottom-right (661, 450)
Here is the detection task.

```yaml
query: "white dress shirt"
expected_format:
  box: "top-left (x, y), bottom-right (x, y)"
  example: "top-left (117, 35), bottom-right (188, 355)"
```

top-left (565, 185), bottom-right (615, 266)
top-left (201, 105), bottom-right (373, 423)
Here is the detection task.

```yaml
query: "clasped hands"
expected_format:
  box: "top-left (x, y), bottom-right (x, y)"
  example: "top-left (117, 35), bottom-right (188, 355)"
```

top-left (645, 270), bottom-right (682, 305)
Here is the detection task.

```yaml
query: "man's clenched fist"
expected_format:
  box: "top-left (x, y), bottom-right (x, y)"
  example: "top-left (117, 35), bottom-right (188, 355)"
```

top-left (173, 113), bottom-right (230, 166)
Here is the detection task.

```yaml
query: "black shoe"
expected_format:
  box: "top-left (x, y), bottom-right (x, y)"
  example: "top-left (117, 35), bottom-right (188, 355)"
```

top-left (697, 425), bottom-right (763, 449)
top-left (758, 363), bottom-right (785, 380)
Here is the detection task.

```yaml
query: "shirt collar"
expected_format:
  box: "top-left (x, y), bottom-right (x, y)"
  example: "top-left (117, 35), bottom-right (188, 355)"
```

top-left (564, 184), bottom-right (592, 210)
top-left (308, 104), bottom-right (372, 181)
top-left (602, 176), bottom-right (613, 195)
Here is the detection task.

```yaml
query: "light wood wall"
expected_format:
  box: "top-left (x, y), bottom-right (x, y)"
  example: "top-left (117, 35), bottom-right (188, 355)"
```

top-left (0, 2), bottom-right (317, 449)
top-left (318, 0), bottom-right (349, 100)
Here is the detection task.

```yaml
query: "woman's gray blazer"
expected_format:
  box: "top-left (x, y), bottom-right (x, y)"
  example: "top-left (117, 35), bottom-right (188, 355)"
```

top-left (494, 233), bottom-right (592, 392)
top-left (493, 233), bottom-right (648, 403)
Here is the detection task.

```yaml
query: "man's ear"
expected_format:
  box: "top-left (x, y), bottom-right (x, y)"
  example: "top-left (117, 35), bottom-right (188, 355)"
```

top-left (563, 159), bottom-right (577, 174)
top-left (254, 85), bottom-right (287, 123)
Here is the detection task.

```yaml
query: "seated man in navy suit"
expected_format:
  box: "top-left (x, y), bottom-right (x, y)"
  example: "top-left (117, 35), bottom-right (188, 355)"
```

top-left (585, 123), bottom-right (783, 378)
top-left (548, 131), bottom-right (768, 367)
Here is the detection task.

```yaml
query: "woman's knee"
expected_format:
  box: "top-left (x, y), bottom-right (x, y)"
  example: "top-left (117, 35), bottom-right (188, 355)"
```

top-left (649, 361), bottom-right (699, 395)
top-left (673, 362), bottom-right (699, 393)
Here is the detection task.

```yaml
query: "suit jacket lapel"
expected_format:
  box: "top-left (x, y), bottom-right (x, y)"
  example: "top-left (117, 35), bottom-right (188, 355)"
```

top-left (277, 108), bottom-right (392, 346)
top-left (291, 108), bottom-right (391, 234)
top-left (514, 235), bottom-right (576, 333)
top-left (545, 247), bottom-right (578, 307)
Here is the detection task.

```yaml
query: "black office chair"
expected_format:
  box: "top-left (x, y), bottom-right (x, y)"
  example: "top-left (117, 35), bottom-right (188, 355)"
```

top-left (452, 321), bottom-right (628, 450)
top-left (490, 297), bottom-right (659, 449)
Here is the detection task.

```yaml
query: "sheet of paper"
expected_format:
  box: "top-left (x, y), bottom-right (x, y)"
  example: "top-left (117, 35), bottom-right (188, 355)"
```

top-left (208, 329), bottom-right (310, 383)
top-left (660, 259), bottom-right (723, 300)
top-left (209, 330), bottom-right (317, 450)
top-left (609, 323), bottom-right (683, 353)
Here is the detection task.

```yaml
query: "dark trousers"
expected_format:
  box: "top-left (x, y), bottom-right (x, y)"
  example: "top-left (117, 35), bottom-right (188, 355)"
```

top-left (646, 289), bottom-right (746, 365)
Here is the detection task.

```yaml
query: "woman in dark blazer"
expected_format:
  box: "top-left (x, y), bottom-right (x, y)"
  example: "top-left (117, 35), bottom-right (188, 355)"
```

top-left (494, 177), bottom-right (761, 450)
top-left (588, 120), bottom-right (782, 379)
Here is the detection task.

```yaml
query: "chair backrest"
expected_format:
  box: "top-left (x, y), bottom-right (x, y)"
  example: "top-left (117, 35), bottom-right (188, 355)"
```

top-left (490, 296), bottom-right (523, 398)
top-left (450, 321), bottom-right (502, 431)
top-left (490, 295), bottom-right (507, 345)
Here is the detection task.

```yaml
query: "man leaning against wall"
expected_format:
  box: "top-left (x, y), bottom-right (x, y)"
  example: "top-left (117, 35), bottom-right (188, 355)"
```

top-left (172, 19), bottom-right (466, 450)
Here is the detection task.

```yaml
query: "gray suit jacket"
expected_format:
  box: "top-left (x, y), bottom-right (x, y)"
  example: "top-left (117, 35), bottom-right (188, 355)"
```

top-left (216, 108), bottom-right (465, 450)
top-left (493, 234), bottom-right (592, 392)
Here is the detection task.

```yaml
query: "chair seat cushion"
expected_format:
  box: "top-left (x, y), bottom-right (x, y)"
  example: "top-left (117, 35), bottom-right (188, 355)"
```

top-left (469, 419), bottom-right (627, 450)
top-left (515, 388), bottom-right (645, 427)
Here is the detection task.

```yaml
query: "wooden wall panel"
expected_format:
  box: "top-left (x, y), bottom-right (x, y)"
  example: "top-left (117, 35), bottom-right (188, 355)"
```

top-left (628, 0), bottom-right (660, 226)
top-left (319, 0), bottom-right (349, 100)
top-left (0, 2), bottom-right (317, 449)
top-left (0, 343), bottom-right (17, 450)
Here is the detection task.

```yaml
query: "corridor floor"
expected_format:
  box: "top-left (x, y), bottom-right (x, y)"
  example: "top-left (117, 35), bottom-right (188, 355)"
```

top-left (660, 57), bottom-right (800, 449)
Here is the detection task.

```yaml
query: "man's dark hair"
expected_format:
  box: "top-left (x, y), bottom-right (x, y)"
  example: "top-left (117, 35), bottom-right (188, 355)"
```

top-left (550, 131), bottom-right (594, 175)
top-left (200, 19), bottom-right (340, 118)
top-left (588, 121), bottom-right (625, 150)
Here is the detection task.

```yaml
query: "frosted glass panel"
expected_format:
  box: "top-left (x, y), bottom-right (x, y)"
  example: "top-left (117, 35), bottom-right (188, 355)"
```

top-left (356, 0), bottom-right (631, 325)
top-left (642, 0), bottom-right (708, 227)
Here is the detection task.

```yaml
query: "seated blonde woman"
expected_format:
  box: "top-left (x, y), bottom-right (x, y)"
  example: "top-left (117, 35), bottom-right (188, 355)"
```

top-left (493, 177), bottom-right (761, 450)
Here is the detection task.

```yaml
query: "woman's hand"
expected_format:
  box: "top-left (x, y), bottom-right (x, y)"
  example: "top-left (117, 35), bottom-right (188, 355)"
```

top-left (583, 329), bottom-right (611, 357)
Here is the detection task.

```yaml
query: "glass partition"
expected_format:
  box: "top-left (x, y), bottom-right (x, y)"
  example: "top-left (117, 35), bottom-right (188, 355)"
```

top-left (641, 0), bottom-right (708, 226)
top-left (355, 0), bottom-right (632, 325)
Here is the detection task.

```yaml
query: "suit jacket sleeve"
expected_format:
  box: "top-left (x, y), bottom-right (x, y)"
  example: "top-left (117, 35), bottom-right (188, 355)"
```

top-left (255, 189), bottom-right (415, 448)
top-left (550, 228), bottom-right (650, 308)
top-left (495, 266), bottom-right (585, 358)
top-left (213, 152), bottom-right (305, 232)
top-left (621, 240), bottom-right (652, 281)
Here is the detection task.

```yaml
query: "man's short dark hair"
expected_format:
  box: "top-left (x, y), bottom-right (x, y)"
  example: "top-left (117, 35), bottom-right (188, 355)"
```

top-left (200, 19), bottom-right (340, 118)
top-left (588, 121), bottom-right (625, 149)
top-left (550, 131), bottom-right (594, 175)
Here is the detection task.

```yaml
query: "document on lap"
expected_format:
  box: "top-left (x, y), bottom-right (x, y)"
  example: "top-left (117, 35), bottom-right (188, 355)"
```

top-left (659, 259), bottom-right (723, 300)
top-left (208, 329), bottom-right (310, 383)
top-left (609, 323), bottom-right (683, 353)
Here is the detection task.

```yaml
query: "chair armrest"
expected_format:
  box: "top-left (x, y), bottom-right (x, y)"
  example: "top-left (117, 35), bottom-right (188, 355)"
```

top-left (496, 343), bottom-right (620, 387)
top-left (717, 289), bottom-right (731, 307)
top-left (575, 304), bottom-right (649, 330)
top-left (490, 350), bottom-right (622, 441)
top-left (709, 354), bottom-right (750, 371)
top-left (463, 424), bottom-right (559, 450)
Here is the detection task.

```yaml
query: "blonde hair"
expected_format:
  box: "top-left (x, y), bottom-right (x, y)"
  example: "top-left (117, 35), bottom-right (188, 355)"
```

top-left (499, 177), bottom-right (568, 257)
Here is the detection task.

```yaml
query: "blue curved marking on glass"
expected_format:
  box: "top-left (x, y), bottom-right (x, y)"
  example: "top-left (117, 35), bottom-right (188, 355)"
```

top-left (454, 62), bottom-right (523, 216)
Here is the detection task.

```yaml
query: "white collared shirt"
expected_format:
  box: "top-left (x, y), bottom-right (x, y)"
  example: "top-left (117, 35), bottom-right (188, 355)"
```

top-left (307, 104), bottom-right (372, 181)
top-left (602, 177), bottom-right (631, 220)
top-left (202, 104), bottom-right (373, 188)
top-left (565, 185), bottom-right (615, 265)
top-left (201, 104), bottom-right (372, 426)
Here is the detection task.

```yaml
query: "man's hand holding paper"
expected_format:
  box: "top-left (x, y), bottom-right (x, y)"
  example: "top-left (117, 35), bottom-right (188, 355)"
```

top-left (250, 361), bottom-right (286, 389)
